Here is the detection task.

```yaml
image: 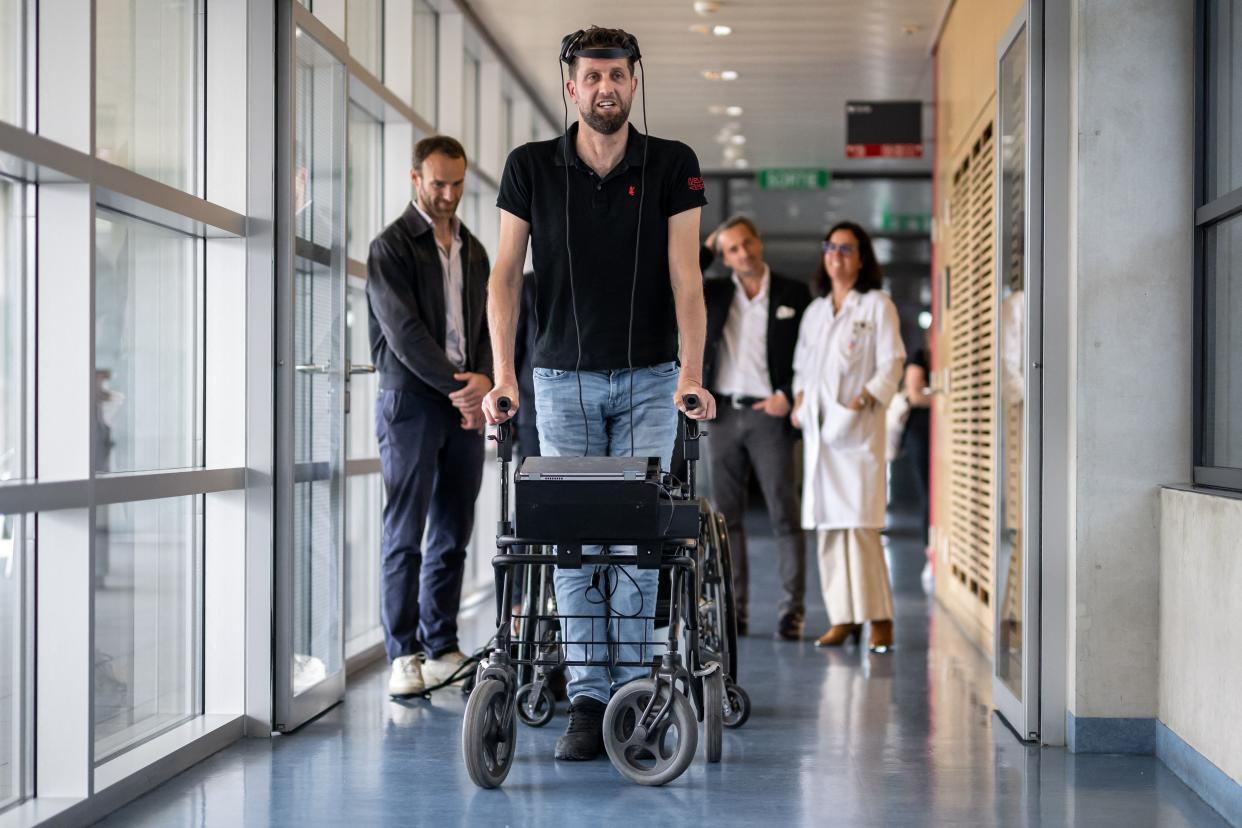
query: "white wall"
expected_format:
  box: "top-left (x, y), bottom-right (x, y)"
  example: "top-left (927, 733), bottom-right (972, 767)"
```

top-left (1159, 487), bottom-right (1242, 784)
top-left (1067, 0), bottom-right (1194, 719)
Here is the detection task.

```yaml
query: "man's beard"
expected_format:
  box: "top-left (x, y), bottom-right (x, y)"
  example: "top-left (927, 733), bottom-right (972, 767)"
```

top-left (417, 190), bottom-right (458, 220)
top-left (581, 97), bottom-right (630, 135)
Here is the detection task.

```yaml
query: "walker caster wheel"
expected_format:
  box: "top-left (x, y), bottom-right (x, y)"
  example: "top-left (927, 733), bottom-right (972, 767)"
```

top-left (461, 678), bottom-right (516, 788)
top-left (515, 682), bottom-right (555, 728)
top-left (704, 671), bottom-right (723, 763)
top-left (603, 679), bottom-right (697, 786)
top-left (722, 680), bottom-right (751, 729)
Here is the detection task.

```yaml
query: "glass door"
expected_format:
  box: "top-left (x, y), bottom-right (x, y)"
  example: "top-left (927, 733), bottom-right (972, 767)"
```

top-left (993, 1), bottom-right (1043, 742)
top-left (275, 8), bottom-right (348, 732)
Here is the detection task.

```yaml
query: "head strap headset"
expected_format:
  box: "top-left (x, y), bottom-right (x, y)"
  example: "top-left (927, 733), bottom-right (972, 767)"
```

top-left (559, 29), bottom-right (642, 65)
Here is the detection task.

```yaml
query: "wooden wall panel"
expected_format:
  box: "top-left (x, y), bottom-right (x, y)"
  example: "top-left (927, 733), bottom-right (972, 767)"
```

top-left (930, 0), bottom-right (1021, 654)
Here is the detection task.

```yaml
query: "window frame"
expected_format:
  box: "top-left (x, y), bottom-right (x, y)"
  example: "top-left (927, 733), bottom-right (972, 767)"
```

top-left (1194, 0), bottom-right (1242, 491)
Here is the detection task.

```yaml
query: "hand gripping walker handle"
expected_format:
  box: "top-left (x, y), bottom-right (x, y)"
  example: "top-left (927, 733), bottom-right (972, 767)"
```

top-left (492, 395), bottom-right (514, 533)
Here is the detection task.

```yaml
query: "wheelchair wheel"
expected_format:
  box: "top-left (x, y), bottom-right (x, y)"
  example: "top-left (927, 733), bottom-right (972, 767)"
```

top-left (603, 679), bottom-right (698, 786)
top-left (514, 681), bottom-right (555, 728)
top-left (713, 512), bottom-right (741, 683)
top-left (704, 671), bottom-right (723, 763)
top-left (461, 678), bottom-right (516, 788)
top-left (722, 679), bottom-right (751, 729)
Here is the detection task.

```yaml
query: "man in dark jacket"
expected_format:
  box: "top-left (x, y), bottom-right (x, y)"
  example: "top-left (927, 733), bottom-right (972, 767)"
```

top-left (366, 135), bottom-right (492, 697)
top-left (703, 216), bottom-right (811, 641)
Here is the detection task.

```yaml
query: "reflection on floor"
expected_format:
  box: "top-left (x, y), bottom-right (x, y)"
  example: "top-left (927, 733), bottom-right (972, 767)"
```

top-left (98, 509), bottom-right (1227, 827)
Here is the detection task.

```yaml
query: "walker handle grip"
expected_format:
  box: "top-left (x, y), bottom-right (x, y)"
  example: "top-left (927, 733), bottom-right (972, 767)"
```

top-left (682, 393), bottom-right (700, 412)
top-left (497, 396), bottom-right (512, 413)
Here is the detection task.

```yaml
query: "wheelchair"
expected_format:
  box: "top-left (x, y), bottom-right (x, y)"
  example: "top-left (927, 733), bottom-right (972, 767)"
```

top-left (461, 396), bottom-right (748, 788)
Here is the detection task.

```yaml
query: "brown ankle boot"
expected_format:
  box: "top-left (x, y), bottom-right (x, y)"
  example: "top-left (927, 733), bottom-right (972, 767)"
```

top-left (869, 620), bottom-right (894, 653)
top-left (815, 623), bottom-right (862, 648)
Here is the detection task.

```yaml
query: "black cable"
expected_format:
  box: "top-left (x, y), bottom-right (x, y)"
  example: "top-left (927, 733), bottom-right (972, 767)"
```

top-left (584, 563), bottom-right (646, 619)
top-left (559, 57), bottom-right (591, 456)
top-left (626, 59), bottom-right (650, 457)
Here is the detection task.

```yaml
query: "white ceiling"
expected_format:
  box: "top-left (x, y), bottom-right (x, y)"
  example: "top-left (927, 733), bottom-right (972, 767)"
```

top-left (466, 0), bottom-right (948, 172)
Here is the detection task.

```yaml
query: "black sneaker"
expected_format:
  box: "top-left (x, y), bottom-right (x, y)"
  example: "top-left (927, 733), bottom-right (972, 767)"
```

top-left (554, 696), bottom-right (607, 760)
top-left (774, 614), bottom-right (804, 641)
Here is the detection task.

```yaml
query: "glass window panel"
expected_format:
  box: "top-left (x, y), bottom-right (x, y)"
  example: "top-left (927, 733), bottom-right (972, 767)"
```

top-left (346, 0), bottom-right (382, 80)
top-left (346, 281), bottom-right (378, 459)
top-left (412, 0), bottom-right (438, 120)
top-left (462, 55), bottom-right (480, 160)
top-left (996, 26), bottom-right (1027, 697)
top-left (96, 0), bottom-right (200, 193)
top-left (1203, 214), bottom-right (1242, 469)
top-left (344, 474), bottom-right (382, 649)
top-left (0, 513), bottom-right (30, 808)
top-left (0, 0), bottom-right (21, 126)
top-left (96, 210), bottom-right (201, 474)
top-left (0, 177), bottom-right (27, 483)
top-left (1206, 0), bottom-right (1242, 202)
top-left (292, 29), bottom-right (346, 695)
top-left (347, 103), bottom-right (383, 264)
top-left (501, 95), bottom-right (514, 170)
top-left (462, 190), bottom-right (480, 235)
top-left (94, 496), bottom-right (200, 762)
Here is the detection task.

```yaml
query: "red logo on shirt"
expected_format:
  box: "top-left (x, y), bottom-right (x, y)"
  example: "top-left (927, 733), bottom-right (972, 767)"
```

top-left (628, 185), bottom-right (636, 196)
top-left (688, 177), bottom-right (705, 191)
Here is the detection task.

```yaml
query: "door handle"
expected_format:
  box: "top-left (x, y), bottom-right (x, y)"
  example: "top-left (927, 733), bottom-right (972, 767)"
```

top-left (347, 362), bottom-right (376, 375)
top-left (295, 363), bottom-right (330, 374)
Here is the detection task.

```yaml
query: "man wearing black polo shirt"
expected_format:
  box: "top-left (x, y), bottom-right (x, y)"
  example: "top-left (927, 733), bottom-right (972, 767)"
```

top-left (482, 26), bottom-right (715, 761)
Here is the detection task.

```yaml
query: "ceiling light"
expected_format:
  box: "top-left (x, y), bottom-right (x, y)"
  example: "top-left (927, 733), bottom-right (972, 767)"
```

top-left (693, 1), bottom-right (722, 15)
top-left (734, 158), bottom-right (750, 169)
top-left (730, 134), bottom-right (746, 145)
top-left (725, 105), bottom-right (743, 116)
top-left (701, 70), bottom-right (721, 81)
top-left (720, 70), bottom-right (739, 81)
top-left (713, 25), bottom-right (732, 36)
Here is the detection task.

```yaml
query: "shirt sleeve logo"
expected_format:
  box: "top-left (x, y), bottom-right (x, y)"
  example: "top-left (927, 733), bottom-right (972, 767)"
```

top-left (687, 176), bottom-right (705, 191)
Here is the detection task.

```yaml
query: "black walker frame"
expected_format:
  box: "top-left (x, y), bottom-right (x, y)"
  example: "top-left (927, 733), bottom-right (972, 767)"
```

top-left (462, 398), bottom-right (727, 788)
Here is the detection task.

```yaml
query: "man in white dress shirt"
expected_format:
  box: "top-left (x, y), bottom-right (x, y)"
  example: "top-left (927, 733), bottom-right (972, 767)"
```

top-left (702, 216), bottom-right (811, 640)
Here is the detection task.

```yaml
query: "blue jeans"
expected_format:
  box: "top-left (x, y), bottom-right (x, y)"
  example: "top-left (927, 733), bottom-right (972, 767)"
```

top-left (533, 361), bottom-right (679, 705)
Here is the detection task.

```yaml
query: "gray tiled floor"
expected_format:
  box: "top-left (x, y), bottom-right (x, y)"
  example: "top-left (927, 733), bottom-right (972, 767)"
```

top-left (96, 509), bottom-right (1228, 827)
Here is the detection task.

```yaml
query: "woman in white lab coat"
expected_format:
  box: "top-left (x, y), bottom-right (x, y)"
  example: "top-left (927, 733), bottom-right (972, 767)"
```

top-left (791, 222), bottom-right (906, 653)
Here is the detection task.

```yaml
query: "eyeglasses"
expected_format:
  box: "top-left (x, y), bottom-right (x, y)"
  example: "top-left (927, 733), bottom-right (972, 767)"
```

top-left (822, 241), bottom-right (858, 256)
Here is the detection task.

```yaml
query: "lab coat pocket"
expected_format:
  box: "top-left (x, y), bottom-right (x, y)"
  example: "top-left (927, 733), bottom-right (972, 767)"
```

top-left (819, 400), bottom-right (872, 452)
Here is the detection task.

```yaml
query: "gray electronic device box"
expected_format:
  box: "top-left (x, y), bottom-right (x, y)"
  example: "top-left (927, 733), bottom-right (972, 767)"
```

top-left (515, 456), bottom-right (657, 482)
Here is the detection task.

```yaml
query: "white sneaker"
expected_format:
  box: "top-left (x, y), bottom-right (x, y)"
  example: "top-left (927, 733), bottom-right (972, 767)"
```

top-left (388, 653), bottom-right (426, 697)
top-left (422, 650), bottom-right (469, 687)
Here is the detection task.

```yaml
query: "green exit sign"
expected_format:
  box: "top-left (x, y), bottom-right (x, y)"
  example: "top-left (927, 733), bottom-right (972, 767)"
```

top-left (756, 168), bottom-right (831, 190)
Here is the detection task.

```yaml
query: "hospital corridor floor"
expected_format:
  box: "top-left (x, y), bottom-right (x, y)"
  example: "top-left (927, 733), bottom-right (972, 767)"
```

top-left (98, 509), bottom-right (1227, 827)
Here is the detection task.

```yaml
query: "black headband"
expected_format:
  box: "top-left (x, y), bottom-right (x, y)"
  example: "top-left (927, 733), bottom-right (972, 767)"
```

top-left (559, 30), bottom-right (642, 65)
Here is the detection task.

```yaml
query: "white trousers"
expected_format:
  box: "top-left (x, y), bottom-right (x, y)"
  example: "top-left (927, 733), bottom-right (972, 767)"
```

top-left (816, 528), bottom-right (894, 625)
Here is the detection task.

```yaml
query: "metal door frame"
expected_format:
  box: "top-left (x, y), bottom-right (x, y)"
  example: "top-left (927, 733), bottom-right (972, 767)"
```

top-left (992, 0), bottom-right (1044, 743)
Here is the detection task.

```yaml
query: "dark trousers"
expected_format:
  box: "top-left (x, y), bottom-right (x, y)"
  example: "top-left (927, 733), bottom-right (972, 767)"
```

top-left (706, 403), bottom-right (806, 624)
top-left (376, 389), bottom-right (484, 661)
top-left (907, 425), bottom-right (931, 544)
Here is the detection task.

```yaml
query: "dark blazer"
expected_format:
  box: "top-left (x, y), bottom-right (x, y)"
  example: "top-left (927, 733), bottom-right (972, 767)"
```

top-left (703, 271), bottom-right (812, 402)
top-left (366, 204), bottom-right (492, 400)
